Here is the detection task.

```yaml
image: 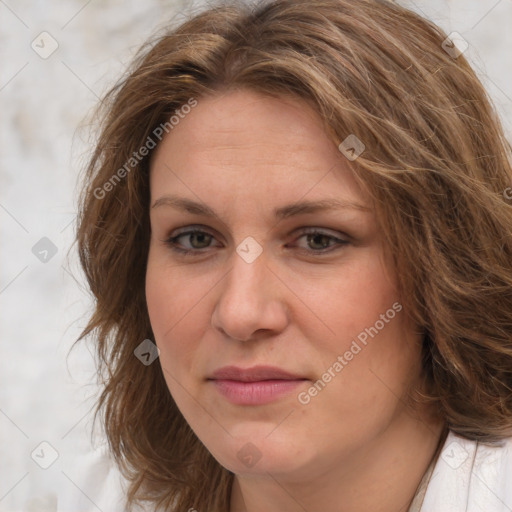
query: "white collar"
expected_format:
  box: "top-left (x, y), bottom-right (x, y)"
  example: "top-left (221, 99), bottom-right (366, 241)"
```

top-left (419, 430), bottom-right (512, 511)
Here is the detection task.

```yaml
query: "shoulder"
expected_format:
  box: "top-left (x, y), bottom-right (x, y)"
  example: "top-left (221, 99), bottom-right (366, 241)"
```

top-left (420, 430), bottom-right (512, 512)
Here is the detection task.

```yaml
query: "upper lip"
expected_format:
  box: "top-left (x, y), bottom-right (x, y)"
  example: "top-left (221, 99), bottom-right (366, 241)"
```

top-left (209, 365), bottom-right (306, 382)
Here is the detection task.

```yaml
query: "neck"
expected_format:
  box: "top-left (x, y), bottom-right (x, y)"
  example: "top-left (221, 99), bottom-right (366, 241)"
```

top-left (230, 410), bottom-right (446, 512)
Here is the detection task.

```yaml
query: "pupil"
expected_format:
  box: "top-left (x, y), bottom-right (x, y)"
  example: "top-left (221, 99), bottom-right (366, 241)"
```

top-left (308, 234), bottom-right (330, 249)
top-left (191, 233), bottom-right (210, 248)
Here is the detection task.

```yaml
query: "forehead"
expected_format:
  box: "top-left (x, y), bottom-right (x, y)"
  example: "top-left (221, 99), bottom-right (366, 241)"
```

top-left (149, 88), bottom-right (366, 208)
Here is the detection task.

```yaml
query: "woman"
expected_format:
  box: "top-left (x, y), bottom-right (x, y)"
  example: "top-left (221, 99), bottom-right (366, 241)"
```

top-left (75, 0), bottom-right (512, 510)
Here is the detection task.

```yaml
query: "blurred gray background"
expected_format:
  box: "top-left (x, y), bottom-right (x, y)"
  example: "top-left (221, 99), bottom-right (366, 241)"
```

top-left (1, 0), bottom-right (511, 510)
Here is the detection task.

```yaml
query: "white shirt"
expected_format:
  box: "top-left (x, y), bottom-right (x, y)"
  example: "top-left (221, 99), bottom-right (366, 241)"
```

top-left (416, 430), bottom-right (512, 512)
top-left (25, 430), bottom-right (512, 511)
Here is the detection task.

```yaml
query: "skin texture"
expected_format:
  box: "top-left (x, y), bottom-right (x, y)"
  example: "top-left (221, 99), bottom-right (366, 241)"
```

top-left (146, 88), bottom-right (445, 512)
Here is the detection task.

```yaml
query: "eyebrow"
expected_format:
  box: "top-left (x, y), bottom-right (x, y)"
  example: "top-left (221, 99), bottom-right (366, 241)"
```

top-left (151, 195), bottom-right (371, 219)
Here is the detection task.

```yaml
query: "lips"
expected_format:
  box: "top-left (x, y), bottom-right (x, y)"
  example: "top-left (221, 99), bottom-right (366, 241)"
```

top-left (210, 365), bottom-right (305, 382)
top-left (208, 365), bottom-right (307, 405)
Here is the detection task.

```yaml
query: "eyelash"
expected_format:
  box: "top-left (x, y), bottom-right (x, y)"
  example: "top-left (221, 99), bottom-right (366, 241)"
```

top-left (163, 225), bottom-right (349, 256)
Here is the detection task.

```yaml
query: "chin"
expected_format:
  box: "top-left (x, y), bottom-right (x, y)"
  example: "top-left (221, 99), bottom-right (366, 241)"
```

top-left (207, 430), bottom-right (311, 477)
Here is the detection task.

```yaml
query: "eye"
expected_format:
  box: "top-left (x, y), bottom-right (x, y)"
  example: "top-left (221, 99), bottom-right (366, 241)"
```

top-left (163, 226), bottom-right (221, 255)
top-left (289, 228), bottom-right (349, 253)
top-left (162, 226), bottom-right (349, 257)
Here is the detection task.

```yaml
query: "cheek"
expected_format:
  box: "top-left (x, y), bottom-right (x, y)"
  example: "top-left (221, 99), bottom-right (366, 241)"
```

top-left (294, 250), bottom-right (420, 406)
top-left (146, 249), bottom-right (201, 333)
top-left (145, 261), bottom-right (221, 444)
top-left (145, 259), bottom-right (201, 370)
top-left (145, 253), bottom-right (224, 400)
top-left (301, 315), bottom-right (422, 451)
top-left (290, 248), bottom-right (399, 353)
top-left (145, 260), bottom-right (173, 341)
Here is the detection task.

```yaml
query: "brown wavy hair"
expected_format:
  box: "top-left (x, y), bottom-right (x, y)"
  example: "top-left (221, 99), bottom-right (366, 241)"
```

top-left (74, 0), bottom-right (512, 510)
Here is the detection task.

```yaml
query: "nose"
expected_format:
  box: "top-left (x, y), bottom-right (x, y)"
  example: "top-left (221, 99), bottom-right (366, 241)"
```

top-left (211, 251), bottom-right (289, 342)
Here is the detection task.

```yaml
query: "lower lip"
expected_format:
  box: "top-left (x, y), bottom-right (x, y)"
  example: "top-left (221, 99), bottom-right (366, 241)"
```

top-left (210, 379), bottom-right (306, 405)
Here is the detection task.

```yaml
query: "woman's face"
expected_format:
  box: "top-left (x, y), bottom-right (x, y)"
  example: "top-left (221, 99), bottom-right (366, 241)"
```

top-left (146, 88), bottom-right (425, 479)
